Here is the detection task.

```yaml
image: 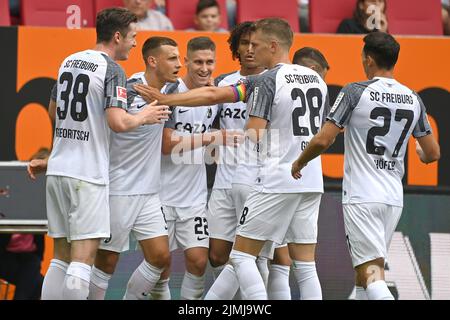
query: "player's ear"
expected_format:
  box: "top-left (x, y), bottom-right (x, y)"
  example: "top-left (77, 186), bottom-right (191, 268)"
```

top-left (147, 56), bottom-right (157, 67)
top-left (113, 31), bottom-right (121, 44)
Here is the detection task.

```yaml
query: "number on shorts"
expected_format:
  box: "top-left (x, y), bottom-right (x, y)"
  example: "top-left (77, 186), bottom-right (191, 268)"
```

top-left (194, 217), bottom-right (209, 236)
top-left (240, 207), bottom-right (249, 225)
top-left (160, 207), bottom-right (168, 230)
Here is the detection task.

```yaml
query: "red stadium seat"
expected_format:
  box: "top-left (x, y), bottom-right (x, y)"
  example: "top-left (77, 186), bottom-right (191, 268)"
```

top-left (166, 0), bottom-right (228, 30)
top-left (386, 0), bottom-right (443, 35)
top-left (21, 0), bottom-right (95, 28)
top-left (309, 0), bottom-right (355, 33)
top-left (0, 0), bottom-right (11, 26)
top-left (236, 0), bottom-right (299, 33)
top-left (94, 0), bottom-right (124, 13)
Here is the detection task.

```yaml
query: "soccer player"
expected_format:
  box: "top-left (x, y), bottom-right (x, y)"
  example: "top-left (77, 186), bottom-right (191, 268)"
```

top-left (293, 47), bottom-right (330, 81)
top-left (291, 32), bottom-right (440, 300)
top-left (27, 8), bottom-right (170, 300)
top-left (153, 36), bottom-right (230, 300)
top-left (87, 36), bottom-right (182, 300)
top-left (135, 18), bottom-right (329, 300)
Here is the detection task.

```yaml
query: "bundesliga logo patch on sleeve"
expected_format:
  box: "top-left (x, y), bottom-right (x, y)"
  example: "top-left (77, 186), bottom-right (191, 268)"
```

top-left (116, 86), bottom-right (127, 103)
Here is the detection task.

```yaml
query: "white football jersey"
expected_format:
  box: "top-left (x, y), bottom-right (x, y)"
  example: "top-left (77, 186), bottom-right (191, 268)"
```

top-left (213, 71), bottom-right (254, 189)
top-left (328, 77), bottom-right (432, 206)
top-left (234, 63), bottom-right (329, 193)
top-left (160, 79), bottom-right (218, 207)
top-left (47, 50), bottom-right (127, 185)
top-left (109, 72), bottom-right (166, 195)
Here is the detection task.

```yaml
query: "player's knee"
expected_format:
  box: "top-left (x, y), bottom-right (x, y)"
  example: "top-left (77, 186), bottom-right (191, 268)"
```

top-left (95, 250), bottom-right (119, 274)
top-left (149, 248), bottom-right (171, 269)
top-left (186, 255), bottom-right (208, 275)
top-left (209, 250), bottom-right (229, 267)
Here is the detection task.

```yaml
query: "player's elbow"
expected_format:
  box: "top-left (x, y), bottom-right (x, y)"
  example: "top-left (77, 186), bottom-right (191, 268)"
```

top-left (425, 145), bottom-right (441, 164)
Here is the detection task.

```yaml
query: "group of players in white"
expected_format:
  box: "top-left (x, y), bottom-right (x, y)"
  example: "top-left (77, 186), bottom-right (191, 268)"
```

top-left (28, 7), bottom-right (440, 300)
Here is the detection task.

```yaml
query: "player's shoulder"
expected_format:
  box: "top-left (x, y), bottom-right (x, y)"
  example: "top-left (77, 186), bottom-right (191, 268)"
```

top-left (215, 70), bottom-right (240, 86)
top-left (164, 79), bottom-right (181, 94)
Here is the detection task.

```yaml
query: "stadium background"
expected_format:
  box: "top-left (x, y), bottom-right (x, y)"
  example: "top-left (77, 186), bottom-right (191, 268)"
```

top-left (0, 26), bottom-right (449, 299)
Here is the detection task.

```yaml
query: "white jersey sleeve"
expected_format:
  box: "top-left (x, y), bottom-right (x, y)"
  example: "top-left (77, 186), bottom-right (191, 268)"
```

top-left (47, 50), bottom-right (127, 185)
top-left (160, 79), bottom-right (218, 207)
top-left (109, 72), bottom-right (165, 195)
top-left (327, 77), bottom-right (432, 206)
top-left (235, 63), bottom-right (328, 193)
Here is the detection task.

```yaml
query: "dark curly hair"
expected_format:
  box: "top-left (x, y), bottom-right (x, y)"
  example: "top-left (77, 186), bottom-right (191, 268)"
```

top-left (227, 21), bottom-right (255, 61)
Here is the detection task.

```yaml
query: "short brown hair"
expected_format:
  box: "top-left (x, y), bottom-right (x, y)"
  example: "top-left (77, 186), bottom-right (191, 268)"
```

top-left (254, 18), bottom-right (293, 50)
top-left (142, 37), bottom-right (178, 64)
top-left (187, 36), bottom-right (216, 53)
top-left (96, 8), bottom-right (137, 43)
top-left (293, 47), bottom-right (330, 70)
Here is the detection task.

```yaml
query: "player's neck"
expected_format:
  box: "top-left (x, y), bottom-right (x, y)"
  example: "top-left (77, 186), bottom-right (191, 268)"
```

top-left (371, 69), bottom-right (394, 79)
top-left (240, 66), bottom-right (265, 76)
top-left (268, 53), bottom-right (291, 69)
top-left (182, 75), bottom-right (202, 90)
top-left (93, 44), bottom-right (117, 60)
top-left (144, 70), bottom-right (165, 90)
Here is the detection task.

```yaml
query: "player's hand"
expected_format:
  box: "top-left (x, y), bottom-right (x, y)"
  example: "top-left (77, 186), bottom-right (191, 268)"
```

top-left (141, 100), bottom-right (171, 124)
top-left (291, 159), bottom-right (306, 180)
top-left (27, 159), bottom-right (48, 180)
top-left (134, 84), bottom-right (164, 103)
top-left (222, 129), bottom-right (244, 147)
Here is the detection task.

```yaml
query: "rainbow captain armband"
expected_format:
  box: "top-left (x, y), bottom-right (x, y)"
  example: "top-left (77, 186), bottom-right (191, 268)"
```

top-left (231, 81), bottom-right (247, 102)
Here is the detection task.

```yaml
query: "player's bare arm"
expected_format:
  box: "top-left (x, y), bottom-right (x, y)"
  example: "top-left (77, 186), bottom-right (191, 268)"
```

top-left (106, 100), bottom-right (171, 132)
top-left (245, 116), bottom-right (268, 143)
top-left (48, 98), bottom-right (56, 122)
top-left (415, 134), bottom-right (440, 164)
top-left (134, 83), bottom-right (236, 107)
top-left (161, 127), bottom-right (243, 155)
top-left (291, 121), bottom-right (341, 179)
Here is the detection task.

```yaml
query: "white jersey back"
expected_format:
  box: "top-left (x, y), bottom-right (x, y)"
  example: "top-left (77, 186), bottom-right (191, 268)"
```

top-left (238, 63), bottom-right (329, 193)
top-left (327, 77), bottom-right (432, 206)
top-left (213, 71), bottom-right (258, 189)
top-left (160, 79), bottom-right (218, 207)
top-left (47, 50), bottom-right (127, 185)
top-left (109, 72), bottom-right (165, 195)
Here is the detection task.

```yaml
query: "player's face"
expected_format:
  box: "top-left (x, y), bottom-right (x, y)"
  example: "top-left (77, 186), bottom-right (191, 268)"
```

top-left (195, 7), bottom-right (221, 32)
top-left (155, 45), bottom-right (182, 83)
top-left (117, 23), bottom-right (137, 61)
top-left (249, 30), bottom-right (272, 68)
top-left (185, 49), bottom-right (216, 87)
top-left (124, 0), bottom-right (152, 19)
top-left (237, 32), bottom-right (260, 69)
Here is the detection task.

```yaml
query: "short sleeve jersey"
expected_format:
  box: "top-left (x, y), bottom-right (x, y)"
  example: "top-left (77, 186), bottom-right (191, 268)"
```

top-left (327, 77), bottom-right (432, 206)
top-left (47, 50), bottom-right (127, 185)
top-left (231, 63), bottom-right (329, 193)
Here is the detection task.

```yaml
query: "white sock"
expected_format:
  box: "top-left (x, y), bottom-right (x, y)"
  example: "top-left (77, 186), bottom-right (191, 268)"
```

top-left (256, 257), bottom-right (270, 288)
top-left (355, 286), bottom-right (368, 300)
top-left (62, 262), bottom-right (91, 300)
top-left (205, 264), bottom-right (239, 300)
top-left (41, 259), bottom-right (69, 300)
top-left (123, 260), bottom-right (163, 300)
top-left (292, 261), bottom-right (322, 300)
top-left (366, 280), bottom-right (394, 300)
top-left (88, 266), bottom-right (112, 300)
top-left (181, 272), bottom-right (205, 300)
top-left (230, 250), bottom-right (267, 300)
top-left (150, 278), bottom-right (171, 300)
top-left (212, 264), bottom-right (225, 280)
top-left (267, 264), bottom-right (291, 300)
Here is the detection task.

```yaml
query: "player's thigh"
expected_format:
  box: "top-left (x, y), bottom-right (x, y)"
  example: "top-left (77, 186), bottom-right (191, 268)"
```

top-left (46, 176), bottom-right (70, 239)
top-left (343, 203), bottom-right (387, 268)
top-left (65, 178), bottom-right (110, 242)
top-left (133, 194), bottom-right (168, 243)
top-left (237, 192), bottom-right (299, 245)
top-left (174, 205), bottom-right (210, 251)
top-left (285, 193), bottom-right (322, 244)
top-left (99, 195), bottom-right (141, 253)
top-left (207, 189), bottom-right (237, 243)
